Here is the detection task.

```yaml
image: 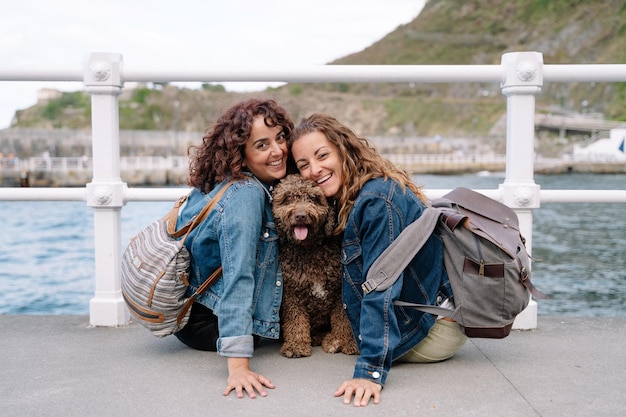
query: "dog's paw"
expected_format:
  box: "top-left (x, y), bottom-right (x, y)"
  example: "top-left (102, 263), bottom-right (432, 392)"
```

top-left (341, 339), bottom-right (360, 356)
top-left (321, 335), bottom-right (346, 354)
top-left (321, 335), bottom-right (340, 353)
top-left (322, 334), bottom-right (360, 355)
top-left (280, 342), bottom-right (312, 358)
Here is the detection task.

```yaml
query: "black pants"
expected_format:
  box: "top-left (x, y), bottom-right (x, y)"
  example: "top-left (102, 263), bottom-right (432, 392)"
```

top-left (174, 302), bottom-right (219, 351)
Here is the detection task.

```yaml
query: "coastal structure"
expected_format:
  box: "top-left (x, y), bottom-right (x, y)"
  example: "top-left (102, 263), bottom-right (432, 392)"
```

top-left (573, 128), bottom-right (626, 162)
top-left (2, 127), bottom-right (625, 187)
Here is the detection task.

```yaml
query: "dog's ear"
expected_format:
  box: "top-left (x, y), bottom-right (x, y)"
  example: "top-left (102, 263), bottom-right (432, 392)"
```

top-left (324, 204), bottom-right (336, 237)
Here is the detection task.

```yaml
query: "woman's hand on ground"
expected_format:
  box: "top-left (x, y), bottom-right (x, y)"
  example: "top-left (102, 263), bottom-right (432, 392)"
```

top-left (334, 378), bottom-right (382, 407)
top-left (223, 357), bottom-right (274, 399)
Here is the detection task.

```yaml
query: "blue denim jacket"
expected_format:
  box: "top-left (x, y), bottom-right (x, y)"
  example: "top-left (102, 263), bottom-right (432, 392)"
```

top-left (177, 174), bottom-right (282, 358)
top-left (341, 178), bottom-right (451, 385)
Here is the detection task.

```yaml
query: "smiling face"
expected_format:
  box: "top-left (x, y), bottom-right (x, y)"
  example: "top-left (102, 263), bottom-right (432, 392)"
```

top-left (243, 116), bottom-right (289, 184)
top-left (291, 131), bottom-right (343, 199)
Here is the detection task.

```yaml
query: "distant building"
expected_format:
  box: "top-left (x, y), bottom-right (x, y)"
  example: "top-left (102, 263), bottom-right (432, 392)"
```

top-left (573, 129), bottom-right (626, 162)
top-left (37, 88), bottom-right (63, 102)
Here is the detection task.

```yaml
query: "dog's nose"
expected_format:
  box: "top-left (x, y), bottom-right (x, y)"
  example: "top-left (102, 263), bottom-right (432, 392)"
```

top-left (295, 211), bottom-right (307, 223)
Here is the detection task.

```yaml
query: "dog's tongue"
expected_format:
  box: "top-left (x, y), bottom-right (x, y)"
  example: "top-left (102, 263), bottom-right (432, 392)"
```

top-left (294, 226), bottom-right (309, 241)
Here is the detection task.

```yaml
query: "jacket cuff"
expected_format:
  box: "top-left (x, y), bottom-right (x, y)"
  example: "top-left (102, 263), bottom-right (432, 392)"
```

top-left (353, 361), bottom-right (387, 385)
top-left (217, 335), bottom-right (254, 357)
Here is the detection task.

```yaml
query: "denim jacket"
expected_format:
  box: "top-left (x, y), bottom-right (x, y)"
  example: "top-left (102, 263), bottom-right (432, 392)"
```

top-left (341, 178), bottom-right (452, 385)
top-left (177, 174), bottom-right (282, 358)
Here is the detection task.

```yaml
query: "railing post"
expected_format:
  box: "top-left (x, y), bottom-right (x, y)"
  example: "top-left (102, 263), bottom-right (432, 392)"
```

top-left (84, 52), bottom-right (130, 326)
top-left (500, 51), bottom-right (543, 330)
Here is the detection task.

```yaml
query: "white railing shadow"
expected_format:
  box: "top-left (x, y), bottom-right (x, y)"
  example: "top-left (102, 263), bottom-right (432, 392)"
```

top-left (1, 51), bottom-right (626, 327)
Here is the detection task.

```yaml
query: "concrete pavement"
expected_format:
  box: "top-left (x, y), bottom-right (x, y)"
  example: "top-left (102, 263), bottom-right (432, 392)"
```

top-left (1, 315), bottom-right (624, 417)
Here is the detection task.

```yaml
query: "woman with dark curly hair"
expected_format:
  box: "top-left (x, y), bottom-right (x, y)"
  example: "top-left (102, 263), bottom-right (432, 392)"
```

top-left (174, 99), bottom-right (293, 399)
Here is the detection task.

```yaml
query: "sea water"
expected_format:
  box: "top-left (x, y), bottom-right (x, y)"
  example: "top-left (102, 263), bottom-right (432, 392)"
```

top-left (0, 173), bottom-right (624, 316)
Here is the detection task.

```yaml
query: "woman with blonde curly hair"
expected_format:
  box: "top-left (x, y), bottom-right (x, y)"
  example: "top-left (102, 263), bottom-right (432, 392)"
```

top-left (290, 113), bottom-right (466, 407)
top-left (175, 99), bottom-right (293, 400)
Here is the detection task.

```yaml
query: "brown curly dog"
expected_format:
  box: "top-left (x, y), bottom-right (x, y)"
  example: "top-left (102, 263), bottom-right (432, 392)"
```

top-left (272, 174), bottom-right (359, 358)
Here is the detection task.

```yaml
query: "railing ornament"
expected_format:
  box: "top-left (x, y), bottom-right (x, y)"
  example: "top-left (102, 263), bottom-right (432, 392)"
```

top-left (85, 182), bottom-right (126, 207)
top-left (501, 51), bottom-right (543, 94)
top-left (92, 184), bottom-right (113, 205)
top-left (513, 186), bottom-right (535, 207)
top-left (84, 52), bottom-right (123, 88)
top-left (516, 60), bottom-right (538, 82)
top-left (89, 61), bottom-right (111, 82)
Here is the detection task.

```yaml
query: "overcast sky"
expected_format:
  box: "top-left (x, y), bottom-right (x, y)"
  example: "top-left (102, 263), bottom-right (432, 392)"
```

top-left (0, 0), bottom-right (425, 129)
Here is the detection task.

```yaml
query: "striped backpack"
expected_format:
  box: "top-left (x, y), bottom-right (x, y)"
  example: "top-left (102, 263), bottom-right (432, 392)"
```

top-left (121, 183), bottom-right (231, 337)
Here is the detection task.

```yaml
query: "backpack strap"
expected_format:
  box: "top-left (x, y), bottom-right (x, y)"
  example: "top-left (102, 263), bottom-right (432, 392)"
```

top-left (164, 195), bottom-right (189, 237)
top-left (168, 182), bottom-right (234, 325)
top-left (362, 207), bottom-right (441, 294)
top-left (393, 300), bottom-right (455, 317)
top-left (361, 206), bottom-right (458, 317)
top-left (176, 266), bottom-right (224, 325)
top-left (516, 257), bottom-right (548, 299)
top-left (165, 181), bottom-right (234, 239)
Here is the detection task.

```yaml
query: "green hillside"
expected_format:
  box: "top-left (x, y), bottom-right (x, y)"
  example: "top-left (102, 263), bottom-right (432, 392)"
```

top-left (332, 0), bottom-right (626, 118)
top-left (10, 0), bottom-right (626, 140)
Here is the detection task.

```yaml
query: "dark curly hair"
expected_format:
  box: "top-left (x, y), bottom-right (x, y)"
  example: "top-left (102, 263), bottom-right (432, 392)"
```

top-left (187, 99), bottom-right (294, 193)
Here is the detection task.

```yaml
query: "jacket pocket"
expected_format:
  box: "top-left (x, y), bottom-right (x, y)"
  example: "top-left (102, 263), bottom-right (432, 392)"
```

top-left (341, 239), bottom-right (363, 285)
top-left (257, 221), bottom-right (279, 268)
top-left (341, 239), bottom-right (361, 264)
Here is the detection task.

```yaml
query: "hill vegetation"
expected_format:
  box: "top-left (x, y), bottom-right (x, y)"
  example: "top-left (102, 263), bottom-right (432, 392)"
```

top-left (10, 0), bottom-right (626, 144)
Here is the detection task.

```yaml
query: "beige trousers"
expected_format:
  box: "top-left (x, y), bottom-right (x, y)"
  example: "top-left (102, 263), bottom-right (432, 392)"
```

top-left (398, 319), bottom-right (467, 363)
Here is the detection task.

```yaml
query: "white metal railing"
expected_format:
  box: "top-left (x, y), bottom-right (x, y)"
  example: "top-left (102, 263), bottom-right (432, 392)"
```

top-left (1, 51), bottom-right (626, 328)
